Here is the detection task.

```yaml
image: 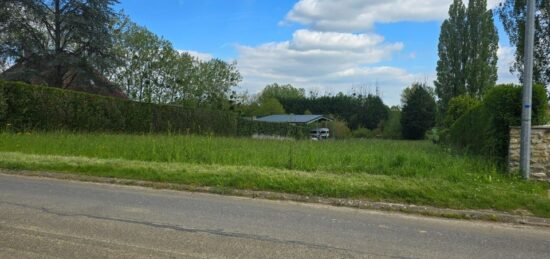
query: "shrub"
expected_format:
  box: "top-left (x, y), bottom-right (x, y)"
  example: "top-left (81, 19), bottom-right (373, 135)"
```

top-left (448, 84), bottom-right (548, 165)
top-left (352, 127), bottom-right (373, 138)
top-left (382, 109), bottom-right (402, 139)
top-left (327, 119), bottom-right (351, 139)
top-left (444, 95), bottom-right (480, 128)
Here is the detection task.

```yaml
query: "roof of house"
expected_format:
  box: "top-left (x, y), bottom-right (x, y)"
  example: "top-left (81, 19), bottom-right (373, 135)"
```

top-left (256, 115), bottom-right (331, 124)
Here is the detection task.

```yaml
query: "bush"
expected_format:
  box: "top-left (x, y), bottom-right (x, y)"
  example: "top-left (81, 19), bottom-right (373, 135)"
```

top-left (382, 109), bottom-right (402, 139)
top-left (327, 119), bottom-right (351, 139)
top-left (352, 127), bottom-right (373, 138)
top-left (444, 95), bottom-right (480, 128)
top-left (448, 84), bottom-right (548, 165)
top-left (0, 80), bottom-right (307, 138)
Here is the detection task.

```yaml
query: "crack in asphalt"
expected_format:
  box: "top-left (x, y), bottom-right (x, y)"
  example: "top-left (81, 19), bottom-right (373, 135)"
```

top-left (0, 200), bottom-right (418, 259)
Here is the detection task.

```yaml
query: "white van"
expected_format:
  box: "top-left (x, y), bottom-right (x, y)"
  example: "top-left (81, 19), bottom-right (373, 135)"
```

top-left (310, 128), bottom-right (330, 140)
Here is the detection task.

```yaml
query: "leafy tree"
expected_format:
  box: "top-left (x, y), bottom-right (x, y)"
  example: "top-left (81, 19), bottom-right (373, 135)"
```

top-left (357, 94), bottom-right (389, 130)
top-left (110, 18), bottom-right (241, 107)
top-left (401, 83), bottom-right (437, 140)
top-left (0, 0), bottom-right (119, 87)
top-left (435, 0), bottom-right (498, 112)
top-left (258, 83), bottom-right (305, 103)
top-left (435, 0), bottom-right (468, 113)
top-left (465, 0), bottom-right (499, 97)
top-left (255, 98), bottom-right (285, 116)
top-left (193, 59), bottom-right (242, 108)
top-left (498, 0), bottom-right (550, 86)
top-left (110, 19), bottom-right (172, 102)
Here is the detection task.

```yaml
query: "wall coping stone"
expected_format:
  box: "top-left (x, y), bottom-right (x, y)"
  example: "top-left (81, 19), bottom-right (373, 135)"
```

top-left (510, 125), bottom-right (550, 130)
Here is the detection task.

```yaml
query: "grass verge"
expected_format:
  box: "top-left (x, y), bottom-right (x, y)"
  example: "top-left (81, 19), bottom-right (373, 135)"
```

top-left (0, 132), bottom-right (549, 218)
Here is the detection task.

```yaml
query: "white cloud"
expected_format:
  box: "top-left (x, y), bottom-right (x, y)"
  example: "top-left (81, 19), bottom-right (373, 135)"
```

top-left (178, 50), bottom-right (214, 62)
top-left (236, 29), bottom-right (422, 105)
top-left (497, 45), bottom-right (519, 84)
top-left (283, 0), bottom-right (504, 32)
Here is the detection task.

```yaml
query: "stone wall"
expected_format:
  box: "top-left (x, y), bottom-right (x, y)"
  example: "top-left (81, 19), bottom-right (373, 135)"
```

top-left (509, 126), bottom-right (550, 181)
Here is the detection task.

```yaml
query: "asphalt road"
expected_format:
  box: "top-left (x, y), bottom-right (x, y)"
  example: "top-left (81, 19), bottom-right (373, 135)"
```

top-left (1, 173), bottom-right (550, 258)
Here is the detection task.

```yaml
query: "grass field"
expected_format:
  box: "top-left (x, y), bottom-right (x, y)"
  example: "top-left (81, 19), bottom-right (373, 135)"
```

top-left (0, 132), bottom-right (549, 217)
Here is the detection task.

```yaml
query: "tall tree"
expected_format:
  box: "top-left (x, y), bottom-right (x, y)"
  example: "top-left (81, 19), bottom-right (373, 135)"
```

top-left (465, 0), bottom-right (499, 97)
top-left (435, 0), bottom-right (498, 112)
top-left (435, 0), bottom-right (468, 113)
top-left (401, 83), bottom-right (437, 140)
top-left (0, 0), bottom-right (119, 88)
top-left (498, 0), bottom-right (550, 86)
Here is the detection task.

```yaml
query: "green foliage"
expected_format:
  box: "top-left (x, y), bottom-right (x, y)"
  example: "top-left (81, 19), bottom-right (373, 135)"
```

top-left (110, 19), bottom-right (241, 107)
top-left (401, 83), bottom-right (437, 140)
top-left (4, 133), bottom-right (550, 217)
top-left (382, 109), bottom-right (402, 139)
top-left (359, 95), bottom-right (390, 130)
top-left (444, 95), bottom-right (480, 127)
top-left (498, 0), bottom-right (550, 86)
top-left (465, 0), bottom-right (499, 97)
top-left (0, 80), bottom-right (308, 139)
top-left (0, 80), bottom-right (238, 135)
top-left (435, 0), bottom-right (499, 112)
top-left (279, 93), bottom-right (389, 130)
top-left (0, 0), bottom-right (119, 86)
top-left (327, 119), bottom-right (352, 139)
top-left (435, 0), bottom-right (468, 112)
top-left (254, 98), bottom-right (286, 116)
top-left (449, 84), bottom-right (548, 165)
top-left (257, 83), bottom-right (305, 103)
top-left (352, 128), bottom-right (374, 138)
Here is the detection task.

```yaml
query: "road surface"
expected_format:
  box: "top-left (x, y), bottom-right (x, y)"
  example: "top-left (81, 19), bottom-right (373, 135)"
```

top-left (1, 173), bottom-right (549, 258)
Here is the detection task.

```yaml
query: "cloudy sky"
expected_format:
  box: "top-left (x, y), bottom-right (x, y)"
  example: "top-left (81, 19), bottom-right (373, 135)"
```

top-left (117, 0), bottom-right (518, 106)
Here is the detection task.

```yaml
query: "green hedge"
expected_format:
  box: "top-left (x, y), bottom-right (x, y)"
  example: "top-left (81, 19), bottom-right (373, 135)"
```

top-left (0, 80), bottom-right (307, 138)
top-left (448, 84), bottom-right (548, 165)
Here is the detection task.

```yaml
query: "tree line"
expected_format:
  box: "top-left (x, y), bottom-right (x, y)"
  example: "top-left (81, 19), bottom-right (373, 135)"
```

top-left (0, 0), bottom-right (241, 109)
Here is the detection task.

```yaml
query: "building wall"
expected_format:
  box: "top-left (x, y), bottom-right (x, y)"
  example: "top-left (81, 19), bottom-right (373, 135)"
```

top-left (509, 126), bottom-right (550, 181)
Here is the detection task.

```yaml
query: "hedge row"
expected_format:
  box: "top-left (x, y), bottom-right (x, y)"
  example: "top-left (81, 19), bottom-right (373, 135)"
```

top-left (447, 84), bottom-right (548, 165)
top-left (0, 81), bottom-right (306, 138)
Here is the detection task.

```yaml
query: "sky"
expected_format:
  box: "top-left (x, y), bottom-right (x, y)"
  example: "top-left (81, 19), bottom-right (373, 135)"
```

top-left (116, 0), bottom-right (519, 106)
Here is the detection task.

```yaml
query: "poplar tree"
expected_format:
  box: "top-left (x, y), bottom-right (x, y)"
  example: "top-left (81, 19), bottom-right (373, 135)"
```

top-left (465, 0), bottom-right (499, 97)
top-left (435, 0), bottom-right (498, 112)
top-left (435, 0), bottom-right (468, 113)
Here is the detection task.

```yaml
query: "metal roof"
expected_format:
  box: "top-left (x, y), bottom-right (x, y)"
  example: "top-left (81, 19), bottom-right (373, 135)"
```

top-left (256, 115), bottom-right (331, 124)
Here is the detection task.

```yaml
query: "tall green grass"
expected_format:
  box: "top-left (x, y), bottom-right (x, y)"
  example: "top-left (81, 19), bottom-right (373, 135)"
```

top-left (0, 132), bottom-right (495, 177)
top-left (0, 132), bottom-right (549, 217)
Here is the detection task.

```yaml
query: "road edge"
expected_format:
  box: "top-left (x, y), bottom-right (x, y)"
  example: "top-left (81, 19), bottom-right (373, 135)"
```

top-left (2, 169), bottom-right (550, 228)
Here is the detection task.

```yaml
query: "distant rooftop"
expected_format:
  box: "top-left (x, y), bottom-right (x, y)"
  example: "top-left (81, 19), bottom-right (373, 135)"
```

top-left (255, 115), bottom-right (331, 124)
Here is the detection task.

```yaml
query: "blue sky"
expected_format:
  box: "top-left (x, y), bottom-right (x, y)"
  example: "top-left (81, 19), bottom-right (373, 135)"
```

top-left (116, 0), bottom-right (518, 106)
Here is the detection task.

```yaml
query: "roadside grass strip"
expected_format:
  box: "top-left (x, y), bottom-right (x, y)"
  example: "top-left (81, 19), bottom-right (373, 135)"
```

top-left (0, 141), bottom-right (549, 218)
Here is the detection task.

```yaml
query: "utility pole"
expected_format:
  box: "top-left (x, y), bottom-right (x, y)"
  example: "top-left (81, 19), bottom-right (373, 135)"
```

top-left (520, 0), bottom-right (536, 179)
